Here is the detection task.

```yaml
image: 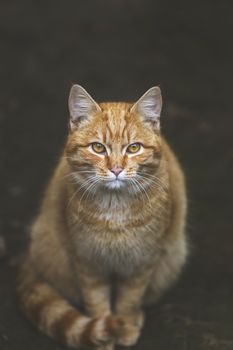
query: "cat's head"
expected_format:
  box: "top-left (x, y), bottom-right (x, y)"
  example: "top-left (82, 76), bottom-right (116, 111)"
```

top-left (65, 84), bottom-right (162, 193)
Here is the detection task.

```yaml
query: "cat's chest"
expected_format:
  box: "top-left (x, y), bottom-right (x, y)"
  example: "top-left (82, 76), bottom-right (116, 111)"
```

top-left (71, 210), bottom-right (159, 276)
top-left (80, 204), bottom-right (149, 233)
top-left (69, 195), bottom-right (168, 275)
top-left (95, 207), bottom-right (131, 228)
top-left (76, 228), bottom-right (156, 276)
top-left (75, 198), bottom-right (137, 229)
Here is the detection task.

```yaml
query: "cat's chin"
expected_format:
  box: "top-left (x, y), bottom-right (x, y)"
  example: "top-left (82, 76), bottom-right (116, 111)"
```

top-left (104, 179), bottom-right (125, 190)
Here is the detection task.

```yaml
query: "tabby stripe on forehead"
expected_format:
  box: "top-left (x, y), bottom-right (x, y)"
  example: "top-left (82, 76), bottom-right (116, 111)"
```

top-left (121, 121), bottom-right (128, 143)
top-left (118, 109), bottom-right (127, 140)
top-left (107, 123), bottom-right (115, 141)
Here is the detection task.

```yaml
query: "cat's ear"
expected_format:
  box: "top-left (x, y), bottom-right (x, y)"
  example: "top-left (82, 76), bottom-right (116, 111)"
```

top-left (68, 84), bottom-right (101, 130)
top-left (130, 87), bottom-right (162, 130)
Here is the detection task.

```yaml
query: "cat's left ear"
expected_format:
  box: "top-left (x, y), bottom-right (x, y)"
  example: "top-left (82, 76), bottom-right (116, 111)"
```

top-left (68, 84), bottom-right (101, 130)
top-left (130, 87), bottom-right (162, 130)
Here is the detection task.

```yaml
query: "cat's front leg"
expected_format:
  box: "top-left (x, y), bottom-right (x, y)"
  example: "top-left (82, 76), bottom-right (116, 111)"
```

top-left (76, 264), bottom-right (121, 349)
top-left (76, 263), bottom-right (111, 318)
top-left (115, 268), bottom-right (152, 346)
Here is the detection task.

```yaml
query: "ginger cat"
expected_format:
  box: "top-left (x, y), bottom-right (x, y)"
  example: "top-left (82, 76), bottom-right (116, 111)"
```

top-left (17, 85), bottom-right (187, 350)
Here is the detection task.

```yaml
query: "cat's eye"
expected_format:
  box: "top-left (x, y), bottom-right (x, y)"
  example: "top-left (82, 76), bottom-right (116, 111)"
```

top-left (126, 143), bottom-right (141, 154)
top-left (91, 142), bottom-right (106, 154)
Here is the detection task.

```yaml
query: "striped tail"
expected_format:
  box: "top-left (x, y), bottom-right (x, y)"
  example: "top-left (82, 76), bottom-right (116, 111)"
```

top-left (17, 269), bottom-right (122, 349)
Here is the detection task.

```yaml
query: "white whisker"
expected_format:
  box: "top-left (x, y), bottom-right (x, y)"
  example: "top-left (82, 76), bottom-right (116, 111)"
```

top-left (133, 177), bottom-right (152, 209)
top-left (136, 172), bottom-right (168, 193)
top-left (78, 178), bottom-right (100, 211)
top-left (67, 175), bottom-right (97, 208)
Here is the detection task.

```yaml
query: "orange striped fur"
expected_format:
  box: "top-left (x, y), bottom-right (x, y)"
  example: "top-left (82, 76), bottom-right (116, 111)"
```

top-left (17, 85), bottom-right (187, 349)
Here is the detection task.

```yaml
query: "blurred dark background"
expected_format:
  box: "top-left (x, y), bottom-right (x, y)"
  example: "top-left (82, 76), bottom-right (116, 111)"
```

top-left (0, 0), bottom-right (233, 349)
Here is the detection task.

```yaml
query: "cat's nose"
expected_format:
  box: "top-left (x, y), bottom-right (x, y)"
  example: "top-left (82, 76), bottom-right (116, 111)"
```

top-left (110, 167), bottom-right (123, 177)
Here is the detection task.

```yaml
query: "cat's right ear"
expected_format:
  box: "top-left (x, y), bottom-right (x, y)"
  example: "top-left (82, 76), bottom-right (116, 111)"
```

top-left (130, 86), bottom-right (162, 131)
top-left (68, 84), bottom-right (101, 130)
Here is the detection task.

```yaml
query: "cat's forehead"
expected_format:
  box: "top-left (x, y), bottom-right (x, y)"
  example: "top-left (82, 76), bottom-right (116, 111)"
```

top-left (97, 102), bottom-right (136, 142)
top-left (99, 102), bottom-right (132, 117)
top-left (75, 101), bottom-right (156, 145)
top-left (99, 102), bottom-right (132, 108)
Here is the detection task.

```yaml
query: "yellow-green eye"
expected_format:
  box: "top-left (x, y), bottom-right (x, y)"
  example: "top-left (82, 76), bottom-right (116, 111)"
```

top-left (91, 142), bottom-right (106, 154)
top-left (126, 143), bottom-right (141, 154)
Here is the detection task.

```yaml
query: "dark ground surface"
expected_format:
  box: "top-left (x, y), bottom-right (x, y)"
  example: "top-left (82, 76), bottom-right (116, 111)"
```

top-left (0, 1), bottom-right (233, 349)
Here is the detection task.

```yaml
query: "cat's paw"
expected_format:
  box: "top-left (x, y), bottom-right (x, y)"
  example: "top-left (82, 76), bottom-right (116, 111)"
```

top-left (89, 315), bottom-right (123, 346)
top-left (97, 344), bottom-right (114, 350)
top-left (76, 315), bottom-right (122, 348)
top-left (117, 323), bottom-right (141, 346)
top-left (116, 311), bottom-right (144, 346)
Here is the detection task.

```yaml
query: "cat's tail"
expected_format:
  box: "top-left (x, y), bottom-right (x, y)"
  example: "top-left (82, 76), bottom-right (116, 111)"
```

top-left (17, 265), bottom-right (121, 349)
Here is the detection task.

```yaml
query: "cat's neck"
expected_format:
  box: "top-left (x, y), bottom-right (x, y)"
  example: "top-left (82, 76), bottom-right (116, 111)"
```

top-left (68, 182), bottom-right (136, 212)
top-left (95, 190), bottom-right (133, 212)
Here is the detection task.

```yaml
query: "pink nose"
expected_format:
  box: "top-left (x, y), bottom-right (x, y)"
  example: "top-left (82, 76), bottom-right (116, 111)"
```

top-left (110, 167), bottom-right (123, 177)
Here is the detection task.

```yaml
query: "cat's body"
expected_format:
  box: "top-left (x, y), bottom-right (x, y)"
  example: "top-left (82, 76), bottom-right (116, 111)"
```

top-left (18, 86), bottom-right (187, 350)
